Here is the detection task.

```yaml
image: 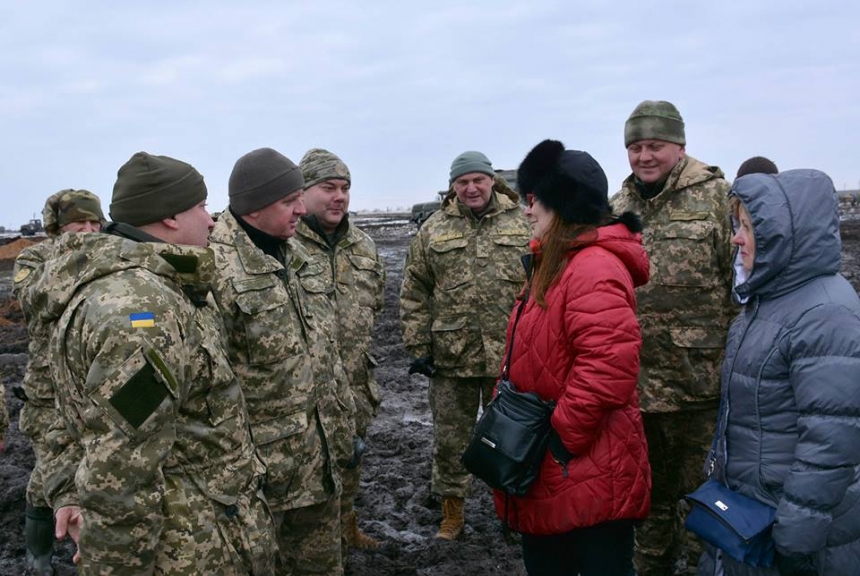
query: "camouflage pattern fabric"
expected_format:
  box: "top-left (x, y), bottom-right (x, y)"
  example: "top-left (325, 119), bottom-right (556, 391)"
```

top-left (12, 240), bottom-right (59, 508)
top-left (273, 495), bottom-right (343, 576)
top-left (41, 188), bottom-right (104, 237)
top-left (611, 155), bottom-right (734, 413)
top-left (400, 180), bottom-right (531, 377)
top-left (295, 219), bottom-right (385, 438)
top-left (611, 155), bottom-right (734, 576)
top-left (300, 148), bottom-right (351, 189)
top-left (635, 409), bottom-right (715, 576)
top-left (37, 232), bottom-right (274, 575)
top-left (429, 375), bottom-right (496, 498)
top-left (209, 210), bottom-right (353, 574)
top-left (295, 217), bottom-right (385, 550)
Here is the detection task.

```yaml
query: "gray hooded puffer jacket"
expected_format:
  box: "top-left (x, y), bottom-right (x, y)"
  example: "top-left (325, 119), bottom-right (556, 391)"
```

top-left (710, 169), bottom-right (860, 576)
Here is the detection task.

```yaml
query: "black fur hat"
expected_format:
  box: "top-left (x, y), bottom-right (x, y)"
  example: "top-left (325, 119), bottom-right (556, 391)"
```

top-left (517, 139), bottom-right (611, 226)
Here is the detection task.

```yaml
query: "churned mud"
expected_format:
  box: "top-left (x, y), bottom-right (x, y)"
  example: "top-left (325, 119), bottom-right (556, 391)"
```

top-left (1, 216), bottom-right (858, 575)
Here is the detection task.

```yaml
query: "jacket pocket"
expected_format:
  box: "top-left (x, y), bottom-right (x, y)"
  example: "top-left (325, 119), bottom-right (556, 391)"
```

top-left (234, 283), bottom-right (296, 366)
top-left (431, 316), bottom-right (477, 368)
top-left (429, 238), bottom-right (473, 291)
top-left (652, 220), bottom-right (720, 288)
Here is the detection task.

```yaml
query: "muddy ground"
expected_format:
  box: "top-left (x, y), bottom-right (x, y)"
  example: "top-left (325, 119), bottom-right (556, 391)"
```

top-left (1, 215), bottom-right (859, 575)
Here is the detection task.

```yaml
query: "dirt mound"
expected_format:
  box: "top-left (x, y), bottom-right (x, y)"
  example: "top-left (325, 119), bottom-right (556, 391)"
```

top-left (0, 238), bottom-right (39, 261)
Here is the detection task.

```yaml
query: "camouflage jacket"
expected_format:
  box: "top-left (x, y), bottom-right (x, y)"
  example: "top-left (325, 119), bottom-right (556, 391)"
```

top-left (611, 155), bottom-right (734, 412)
top-left (12, 240), bottom-right (61, 464)
top-left (36, 230), bottom-right (267, 574)
top-left (400, 180), bottom-right (531, 377)
top-left (209, 210), bottom-right (355, 512)
top-left (295, 217), bottom-right (386, 434)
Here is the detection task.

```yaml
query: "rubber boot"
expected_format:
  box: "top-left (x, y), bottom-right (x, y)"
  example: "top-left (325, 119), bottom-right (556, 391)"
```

top-left (25, 504), bottom-right (54, 576)
top-left (435, 496), bottom-right (464, 540)
top-left (348, 511), bottom-right (381, 549)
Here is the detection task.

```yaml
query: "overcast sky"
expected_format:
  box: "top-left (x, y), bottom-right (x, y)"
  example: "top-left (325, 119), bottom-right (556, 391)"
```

top-left (1, 1), bottom-right (858, 229)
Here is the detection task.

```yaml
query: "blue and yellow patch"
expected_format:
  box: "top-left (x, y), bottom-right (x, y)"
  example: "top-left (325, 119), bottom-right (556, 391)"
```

top-left (129, 312), bottom-right (155, 328)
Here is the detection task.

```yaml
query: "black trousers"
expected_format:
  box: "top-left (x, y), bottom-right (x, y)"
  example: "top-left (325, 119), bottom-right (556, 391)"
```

top-left (521, 519), bottom-right (637, 576)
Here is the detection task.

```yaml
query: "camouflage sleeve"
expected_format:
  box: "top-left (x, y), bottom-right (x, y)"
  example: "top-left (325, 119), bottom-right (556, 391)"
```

top-left (399, 230), bottom-right (433, 359)
top-left (40, 413), bottom-right (83, 509)
top-left (61, 287), bottom-right (186, 574)
top-left (713, 180), bottom-right (734, 303)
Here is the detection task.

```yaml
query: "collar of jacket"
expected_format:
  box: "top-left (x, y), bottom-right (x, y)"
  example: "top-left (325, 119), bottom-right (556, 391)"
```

top-left (624, 155), bottom-right (726, 201)
top-left (299, 214), bottom-right (350, 249)
top-left (211, 209), bottom-right (288, 276)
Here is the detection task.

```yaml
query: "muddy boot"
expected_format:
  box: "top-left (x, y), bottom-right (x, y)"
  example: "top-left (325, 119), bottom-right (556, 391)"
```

top-left (348, 511), bottom-right (381, 549)
top-left (25, 504), bottom-right (54, 576)
top-left (435, 496), bottom-right (464, 540)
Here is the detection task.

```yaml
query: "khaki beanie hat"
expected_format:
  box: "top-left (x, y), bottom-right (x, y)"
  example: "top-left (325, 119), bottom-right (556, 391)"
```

top-left (43, 189), bottom-right (105, 237)
top-left (624, 100), bottom-right (686, 147)
top-left (110, 152), bottom-right (207, 226)
top-left (449, 151), bottom-right (495, 184)
top-left (300, 148), bottom-right (351, 189)
top-left (229, 147), bottom-right (305, 215)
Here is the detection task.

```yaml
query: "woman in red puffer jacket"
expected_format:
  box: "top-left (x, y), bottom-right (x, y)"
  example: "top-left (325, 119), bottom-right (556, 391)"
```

top-left (493, 140), bottom-right (651, 576)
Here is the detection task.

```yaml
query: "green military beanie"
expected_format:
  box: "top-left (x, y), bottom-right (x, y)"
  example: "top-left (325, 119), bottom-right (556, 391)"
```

top-left (42, 189), bottom-right (105, 237)
top-left (110, 152), bottom-right (207, 226)
top-left (300, 148), bottom-right (351, 189)
top-left (449, 151), bottom-right (495, 184)
top-left (624, 100), bottom-right (686, 147)
top-left (229, 147), bottom-right (305, 215)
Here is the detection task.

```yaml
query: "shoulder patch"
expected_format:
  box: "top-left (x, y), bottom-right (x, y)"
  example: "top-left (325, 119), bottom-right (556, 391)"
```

top-left (129, 312), bottom-right (156, 328)
top-left (13, 267), bottom-right (32, 284)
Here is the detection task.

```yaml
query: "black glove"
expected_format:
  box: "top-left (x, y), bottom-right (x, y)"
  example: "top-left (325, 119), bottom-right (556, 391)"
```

top-left (408, 356), bottom-right (436, 377)
top-left (775, 551), bottom-right (817, 576)
top-left (345, 435), bottom-right (367, 469)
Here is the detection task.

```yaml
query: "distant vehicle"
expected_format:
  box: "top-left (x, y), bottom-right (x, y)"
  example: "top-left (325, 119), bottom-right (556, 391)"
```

top-left (20, 218), bottom-right (44, 236)
top-left (411, 191), bottom-right (447, 226)
top-left (410, 169), bottom-right (519, 226)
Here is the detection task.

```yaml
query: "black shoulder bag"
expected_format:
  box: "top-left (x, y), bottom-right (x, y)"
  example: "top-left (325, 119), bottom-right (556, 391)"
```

top-left (461, 293), bottom-right (556, 497)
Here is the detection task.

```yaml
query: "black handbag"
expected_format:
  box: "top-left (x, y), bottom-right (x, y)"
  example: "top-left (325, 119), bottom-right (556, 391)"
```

top-left (461, 293), bottom-right (556, 496)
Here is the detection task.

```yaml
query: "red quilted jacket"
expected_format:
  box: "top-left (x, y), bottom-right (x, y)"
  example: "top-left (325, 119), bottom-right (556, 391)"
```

top-left (493, 221), bottom-right (652, 534)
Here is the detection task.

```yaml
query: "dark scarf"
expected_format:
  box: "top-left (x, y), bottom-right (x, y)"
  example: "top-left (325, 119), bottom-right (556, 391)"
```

top-left (231, 207), bottom-right (286, 263)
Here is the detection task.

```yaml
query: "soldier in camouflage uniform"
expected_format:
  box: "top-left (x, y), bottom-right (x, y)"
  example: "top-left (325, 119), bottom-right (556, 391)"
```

top-left (610, 101), bottom-right (734, 576)
top-left (12, 188), bottom-right (104, 576)
top-left (400, 151), bottom-right (531, 540)
top-left (38, 152), bottom-right (275, 575)
top-left (295, 148), bottom-right (386, 555)
top-left (209, 147), bottom-right (355, 576)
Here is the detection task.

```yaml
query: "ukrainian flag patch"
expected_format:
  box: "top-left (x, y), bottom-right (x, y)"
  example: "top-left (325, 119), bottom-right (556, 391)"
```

top-left (129, 312), bottom-right (155, 328)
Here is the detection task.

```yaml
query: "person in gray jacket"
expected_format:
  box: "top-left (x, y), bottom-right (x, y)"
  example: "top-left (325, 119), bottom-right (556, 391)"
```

top-left (698, 169), bottom-right (860, 576)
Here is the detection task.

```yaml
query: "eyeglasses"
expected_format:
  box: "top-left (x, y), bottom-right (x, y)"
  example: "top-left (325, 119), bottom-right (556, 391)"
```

top-left (523, 193), bottom-right (535, 208)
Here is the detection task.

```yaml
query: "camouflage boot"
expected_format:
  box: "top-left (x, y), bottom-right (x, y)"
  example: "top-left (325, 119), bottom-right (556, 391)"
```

top-left (435, 497), bottom-right (464, 540)
top-left (347, 511), bottom-right (381, 549)
top-left (25, 504), bottom-right (54, 576)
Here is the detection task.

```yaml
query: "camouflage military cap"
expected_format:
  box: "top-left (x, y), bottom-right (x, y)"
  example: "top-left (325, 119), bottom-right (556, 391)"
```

top-left (43, 188), bottom-right (105, 237)
top-left (624, 100), bottom-right (685, 147)
top-left (300, 148), bottom-right (351, 189)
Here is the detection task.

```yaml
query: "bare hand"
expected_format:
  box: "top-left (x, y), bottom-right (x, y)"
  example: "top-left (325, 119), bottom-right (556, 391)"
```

top-left (55, 505), bottom-right (83, 563)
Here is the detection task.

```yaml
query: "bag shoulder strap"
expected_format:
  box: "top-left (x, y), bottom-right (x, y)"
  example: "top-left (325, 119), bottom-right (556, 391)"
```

top-left (502, 292), bottom-right (528, 381)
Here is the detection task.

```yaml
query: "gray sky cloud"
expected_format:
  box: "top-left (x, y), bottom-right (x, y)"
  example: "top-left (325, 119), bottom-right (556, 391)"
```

top-left (1, 1), bottom-right (858, 228)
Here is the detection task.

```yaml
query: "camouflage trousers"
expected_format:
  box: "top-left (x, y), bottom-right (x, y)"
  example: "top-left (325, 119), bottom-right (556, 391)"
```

top-left (274, 494), bottom-right (342, 576)
top-left (635, 406), bottom-right (718, 576)
top-left (19, 402), bottom-right (53, 508)
top-left (79, 474), bottom-right (275, 575)
top-left (428, 375), bottom-right (495, 499)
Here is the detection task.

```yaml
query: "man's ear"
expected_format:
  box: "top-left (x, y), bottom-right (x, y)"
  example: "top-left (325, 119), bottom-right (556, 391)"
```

top-left (161, 216), bottom-right (180, 231)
